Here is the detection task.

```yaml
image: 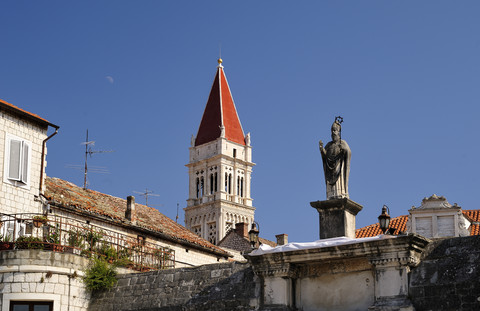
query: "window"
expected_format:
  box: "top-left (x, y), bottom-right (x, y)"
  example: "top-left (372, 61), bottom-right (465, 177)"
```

top-left (240, 177), bottom-right (244, 197)
top-left (196, 178), bottom-right (200, 198)
top-left (10, 301), bottom-right (53, 311)
top-left (233, 148), bottom-right (237, 158)
top-left (228, 173), bottom-right (232, 194)
top-left (210, 174), bottom-right (214, 194)
top-left (4, 134), bottom-right (31, 189)
top-left (208, 222), bottom-right (217, 244)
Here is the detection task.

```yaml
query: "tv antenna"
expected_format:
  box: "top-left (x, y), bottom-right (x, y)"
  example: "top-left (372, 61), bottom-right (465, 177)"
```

top-left (82, 129), bottom-right (114, 189)
top-left (133, 188), bottom-right (161, 207)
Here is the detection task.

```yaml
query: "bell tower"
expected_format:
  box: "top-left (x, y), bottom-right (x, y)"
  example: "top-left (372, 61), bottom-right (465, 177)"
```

top-left (185, 59), bottom-right (255, 245)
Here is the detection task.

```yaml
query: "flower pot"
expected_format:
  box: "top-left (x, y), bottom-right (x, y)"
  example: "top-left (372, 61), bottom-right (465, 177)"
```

top-left (0, 242), bottom-right (13, 250)
top-left (33, 219), bottom-right (47, 228)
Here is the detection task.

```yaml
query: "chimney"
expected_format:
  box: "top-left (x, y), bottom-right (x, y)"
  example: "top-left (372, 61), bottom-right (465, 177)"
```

top-left (235, 222), bottom-right (249, 238)
top-left (125, 196), bottom-right (136, 223)
top-left (275, 233), bottom-right (288, 246)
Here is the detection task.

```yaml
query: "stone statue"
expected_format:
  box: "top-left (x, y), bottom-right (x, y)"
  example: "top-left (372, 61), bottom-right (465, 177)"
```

top-left (245, 132), bottom-right (251, 146)
top-left (319, 116), bottom-right (351, 200)
top-left (191, 134), bottom-right (196, 147)
top-left (219, 125), bottom-right (225, 138)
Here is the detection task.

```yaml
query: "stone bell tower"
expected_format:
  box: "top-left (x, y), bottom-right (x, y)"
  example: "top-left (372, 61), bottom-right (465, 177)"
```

top-left (185, 59), bottom-right (255, 245)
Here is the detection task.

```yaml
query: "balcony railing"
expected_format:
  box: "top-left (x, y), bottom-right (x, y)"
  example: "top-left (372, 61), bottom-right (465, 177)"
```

top-left (0, 213), bottom-right (175, 271)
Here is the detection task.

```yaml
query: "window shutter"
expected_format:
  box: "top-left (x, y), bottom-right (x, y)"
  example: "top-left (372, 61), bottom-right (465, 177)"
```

top-left (21, 142), bottom-right (29, 183)
top-left (8, 139), bottom-right (22, 181)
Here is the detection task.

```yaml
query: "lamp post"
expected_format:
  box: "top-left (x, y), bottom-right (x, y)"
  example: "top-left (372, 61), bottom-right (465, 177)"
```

top-left (378, 205), bottom-right (391, 234)
top-left (248, 222), bottom-right (259, 249)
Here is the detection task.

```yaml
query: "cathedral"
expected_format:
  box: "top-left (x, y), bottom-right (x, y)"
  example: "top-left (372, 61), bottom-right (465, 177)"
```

top-left (185, 59), bottom-right (255, 245)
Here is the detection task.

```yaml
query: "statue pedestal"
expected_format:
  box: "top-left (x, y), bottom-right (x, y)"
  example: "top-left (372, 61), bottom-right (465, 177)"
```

top-left (310, 198), bottom-right (363, 239)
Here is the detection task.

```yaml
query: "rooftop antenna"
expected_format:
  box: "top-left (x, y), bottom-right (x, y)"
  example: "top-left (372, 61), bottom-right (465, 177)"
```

top-left (82, 129), bottom-right (114, 189)
top-left (219, 42), bottom-right (222, 59)
top-left (133, 188), bottom-right (161, 207)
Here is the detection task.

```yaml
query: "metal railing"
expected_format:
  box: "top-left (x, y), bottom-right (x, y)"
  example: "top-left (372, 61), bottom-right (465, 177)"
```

top-left (0, 213), bottom-right (175, 271)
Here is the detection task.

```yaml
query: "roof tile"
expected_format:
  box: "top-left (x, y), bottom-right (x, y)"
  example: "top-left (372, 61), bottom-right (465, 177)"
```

top-left (45, 177), bottom-right (229, 256)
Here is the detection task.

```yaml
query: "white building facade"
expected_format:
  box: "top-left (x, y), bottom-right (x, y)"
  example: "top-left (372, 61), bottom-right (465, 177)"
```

top-left (185, 59), bottom-right (255, 244)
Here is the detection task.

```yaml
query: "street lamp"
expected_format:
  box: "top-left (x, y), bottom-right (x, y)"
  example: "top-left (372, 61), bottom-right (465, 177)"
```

top-left (248, 222), bottom-right (259, 249)
top-left (378, 205), bottom-right (391, 234)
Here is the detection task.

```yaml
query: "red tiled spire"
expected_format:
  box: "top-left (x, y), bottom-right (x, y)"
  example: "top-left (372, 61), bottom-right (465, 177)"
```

top-left (195, 59), bottom-right (245, 146)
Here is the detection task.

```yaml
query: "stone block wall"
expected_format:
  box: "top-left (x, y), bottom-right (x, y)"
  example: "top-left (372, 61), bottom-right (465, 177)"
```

top-left (0, 250), bottom-right (91, 311)
top-left (0, 109), bottom-right (48, 215)
top-left (89, 262), bottom-right (260, 311)
top-left (409, 235), bottom-right (480, 310)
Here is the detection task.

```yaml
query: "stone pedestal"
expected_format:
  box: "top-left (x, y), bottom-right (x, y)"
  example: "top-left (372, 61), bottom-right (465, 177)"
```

top-left (310, 198), bottom-right (363, 239)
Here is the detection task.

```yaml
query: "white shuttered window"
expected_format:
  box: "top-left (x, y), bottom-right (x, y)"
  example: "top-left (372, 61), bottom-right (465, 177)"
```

top-left (4, 134), bottom-right (31, 188)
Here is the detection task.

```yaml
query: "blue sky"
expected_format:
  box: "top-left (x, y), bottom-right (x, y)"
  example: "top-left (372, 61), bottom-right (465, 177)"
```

top-left (1, 1), bottom-right (479, 243)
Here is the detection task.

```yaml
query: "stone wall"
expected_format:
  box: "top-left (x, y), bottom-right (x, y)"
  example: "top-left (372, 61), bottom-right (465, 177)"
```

top-left (0, 250), bottom-right (90, 311)
top-left (0, 109), bottom-right (48, 215)
top-left (89, 262), bottom-right (260, 311)
top-left (409, 235), bottom-right (480, 310)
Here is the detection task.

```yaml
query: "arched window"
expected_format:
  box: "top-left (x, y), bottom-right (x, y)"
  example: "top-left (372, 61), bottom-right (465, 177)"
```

top-left (210, 174), bottom-right (214, 194)
top-left (214, 172), bottom-right (218, 192)
top-left (228, 173), bottom-right (232, 194)
top-left (225, 173), bottom-right (228, 192)
top-left (240, 177), bottom-right (244, 197)
top-left (196, 178), bottom-right (200, 198)
top-left (200, 176), bottom-right (204, 196)
top-left (237, 176), bottom-right (240, 195)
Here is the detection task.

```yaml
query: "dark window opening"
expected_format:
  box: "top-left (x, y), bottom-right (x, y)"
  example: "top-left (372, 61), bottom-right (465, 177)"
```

top-left (196, 178), bottom-right (200, 198)
top-left (10, 301), bottom-right (53, 311)
top-left (241, 177), bottom-right (244, 197)
top-left (210, 174), bottom-right (214, 194)
top-left (228, 173), bottom-right (232, 194)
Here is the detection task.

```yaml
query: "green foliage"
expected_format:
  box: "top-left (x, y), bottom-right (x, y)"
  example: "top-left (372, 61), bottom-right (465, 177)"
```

top-left (15, 236), bottom-right (44, 249)
top-left (45, 225), bottom-right (61, 244)
top-left (33, 215), bottom-right (48, 222)
top-left (67, 229), bottom-right (84, 248)
top-left (96, 242), bottom-right (118, 262)
top-left (0, 234), bottom-right (12, 242)
top-left (83, 258), bottom-right (117, 291)
top-left (82, 228), bottom-right (104, 250)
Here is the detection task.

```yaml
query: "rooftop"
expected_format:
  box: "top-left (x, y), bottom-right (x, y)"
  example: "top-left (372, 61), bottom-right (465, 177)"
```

top-left (356, 210), bottom-right (480, 238)
top-left (0, 98), bottom-right (58, 128)
top-left (45, 176), bottom-right (230, 257)
top-left (194, 60), bottom-right (245, 146)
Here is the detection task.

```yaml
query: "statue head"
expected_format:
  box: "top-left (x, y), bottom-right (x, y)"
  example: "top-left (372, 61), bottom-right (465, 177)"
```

top-left (331, 116), bottom-right (343, 142)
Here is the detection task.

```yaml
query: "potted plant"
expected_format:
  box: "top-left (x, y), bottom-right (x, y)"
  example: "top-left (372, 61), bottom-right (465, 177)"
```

top-left (16, 236), bottom-right (44, 250)
top-left (82, 228), bottom-right (103, 251)
top-left (0, 234), bottom-right (14, 250)
top-left (33, 215), bottom-right (48, 228)
top-left (66, 229), bottom-right (84, 254)
top-left (44, 225), bottom-right (63, 252)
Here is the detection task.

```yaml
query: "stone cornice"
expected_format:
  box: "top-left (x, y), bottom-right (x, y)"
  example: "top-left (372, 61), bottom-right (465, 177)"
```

top-left (310, 198), bottom-right (363, 215)
top-left (247, 234), bottom-right (429, 270)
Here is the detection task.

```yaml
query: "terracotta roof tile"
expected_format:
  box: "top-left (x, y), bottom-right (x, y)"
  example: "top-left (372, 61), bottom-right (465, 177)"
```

top-left (0, 98), bottom-right (57, 127)
top-left (195, 63), bottom-right (245, 146)
top-left (45, 176), bottom-right (229, 257)
top-left (355, 215), bottom-right (408, 238)
top-left (356, 210), bottom-right (480, 238)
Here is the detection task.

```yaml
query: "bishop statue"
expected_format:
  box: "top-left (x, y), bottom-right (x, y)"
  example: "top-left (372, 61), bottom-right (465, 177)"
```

top-left (319, 116), bottom-right (351, 200)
